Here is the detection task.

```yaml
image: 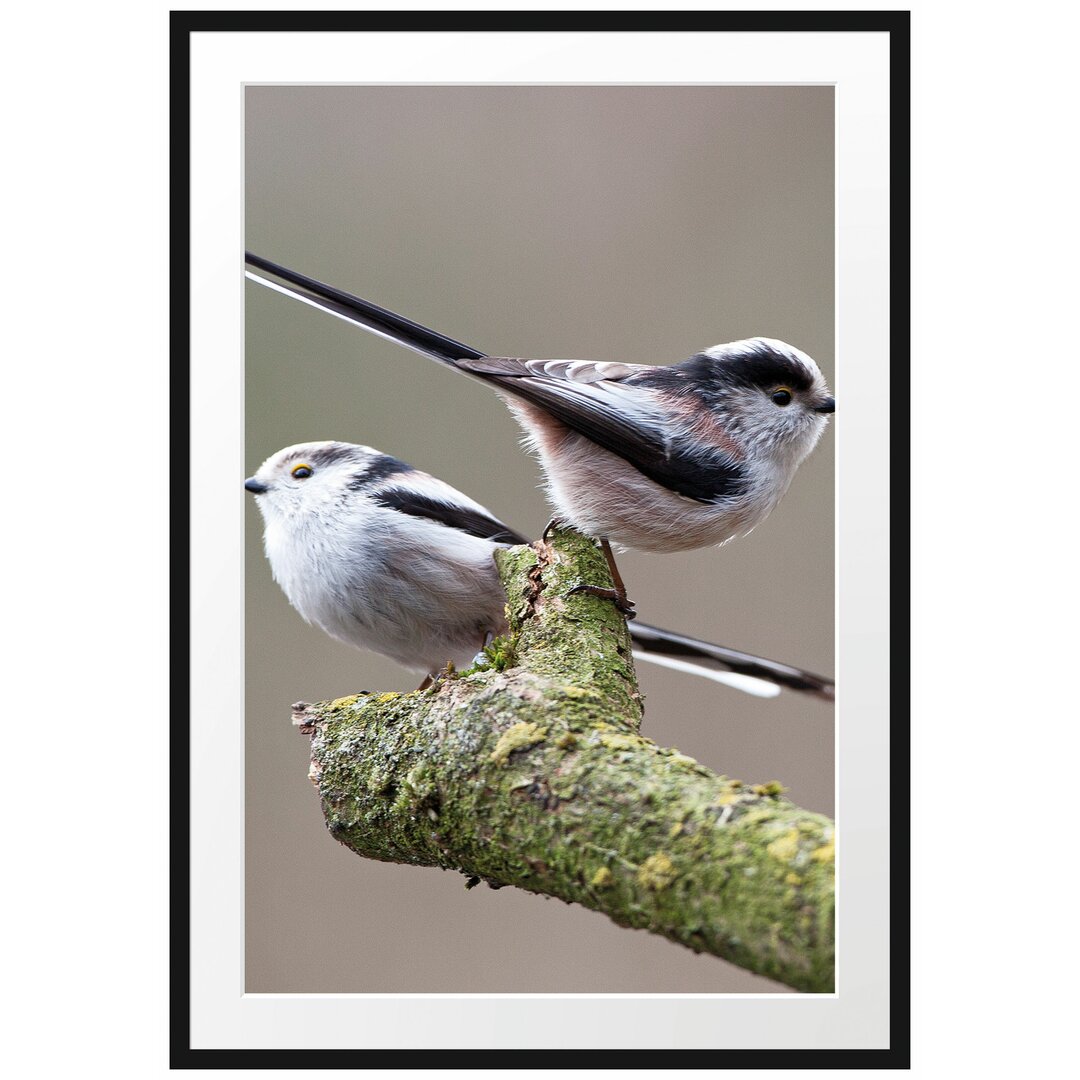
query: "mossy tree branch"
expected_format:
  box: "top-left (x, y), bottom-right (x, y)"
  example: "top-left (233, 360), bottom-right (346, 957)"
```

top-left (298, 528), bottom-right (835, 992)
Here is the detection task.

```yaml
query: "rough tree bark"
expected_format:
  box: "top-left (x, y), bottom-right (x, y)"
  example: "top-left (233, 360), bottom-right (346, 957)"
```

top-left (297, 528), bottom-right (835, 993)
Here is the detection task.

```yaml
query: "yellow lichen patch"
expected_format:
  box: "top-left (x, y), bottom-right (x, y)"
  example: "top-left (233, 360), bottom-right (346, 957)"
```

top-left (668, 821), bottom-right (684, 839)
top-left (667, 753), bottom-right (701, 768)
top-left (715, 793), bottom-right (739, 807)
top-left (753, 780), bottom-right (787, 797)
top-left (811, 837), bottom-right (835, 863)
top-left (591, 866), bottom-right (614, 889)
top-left (489, 721), bottom-right (548, 766)
top-left (561, 686), bottom-right (602, 701)
top-left (767, 829), bottom-right (800, 863)
top-left (599, 732), bottom-right (647, 752)
top-left (785, 871), bottom-right (803, 886)
top-left (376, 692), bottom-right (401, 704)
top-left (329, 695), bottom-right (361, 709)
top-left (637, 852), bottom-right (678, 891)
top-left (555, 731), bottom-right (579, 750)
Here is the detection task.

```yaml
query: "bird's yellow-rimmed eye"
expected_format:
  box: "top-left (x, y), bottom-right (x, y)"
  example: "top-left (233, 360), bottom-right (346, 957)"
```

top-left (291, 463), bottom-right (313, 479)
top-left (771, 387), bottom-right (793, 406)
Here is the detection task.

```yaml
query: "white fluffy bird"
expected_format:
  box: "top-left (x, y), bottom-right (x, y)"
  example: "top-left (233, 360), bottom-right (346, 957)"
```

top-left (246, 440), bottom-right (833, 700)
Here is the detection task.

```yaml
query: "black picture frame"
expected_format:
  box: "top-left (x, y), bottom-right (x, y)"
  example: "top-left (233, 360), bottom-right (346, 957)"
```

top-left (171, 8), bottom-right (909, 1068)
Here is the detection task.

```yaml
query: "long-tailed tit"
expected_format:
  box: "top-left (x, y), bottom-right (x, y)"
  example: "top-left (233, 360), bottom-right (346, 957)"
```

top-left (245, 253), bottom-right (834, 612)
top-left (245, 441), bottom-right (834, 701)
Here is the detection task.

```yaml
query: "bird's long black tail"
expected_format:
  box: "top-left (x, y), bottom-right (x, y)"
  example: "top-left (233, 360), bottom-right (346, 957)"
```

top-left (629, 622), bottom-right (834, 702)
top-left (245, 252), bottom-right (485, 366)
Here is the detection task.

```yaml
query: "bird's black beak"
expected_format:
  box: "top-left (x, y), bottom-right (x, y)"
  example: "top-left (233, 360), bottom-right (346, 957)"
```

top-left (245, 477), bottom-right (269, 494)
top-left (813, 397), bottom-right (836, 414)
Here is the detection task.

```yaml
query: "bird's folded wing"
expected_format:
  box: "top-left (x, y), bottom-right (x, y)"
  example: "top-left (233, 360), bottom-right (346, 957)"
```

top-left (369, 472), bottom-right (529, 545)
top-left (456, 356), bottom-right (745, 503)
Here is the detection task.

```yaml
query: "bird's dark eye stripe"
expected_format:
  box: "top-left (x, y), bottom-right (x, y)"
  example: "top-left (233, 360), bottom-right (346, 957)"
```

top-left (692, 349), bottom-right (814, 394)
top-left (296, 446), bottom-right (356, 470)
top-left (347, 454), bottom-right (416, 490)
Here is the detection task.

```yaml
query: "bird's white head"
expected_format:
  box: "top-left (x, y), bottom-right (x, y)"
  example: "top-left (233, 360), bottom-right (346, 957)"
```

top-left (244, 440), bottom-right (413, 522)
top-left (700, 337), bottom-right (834, 469)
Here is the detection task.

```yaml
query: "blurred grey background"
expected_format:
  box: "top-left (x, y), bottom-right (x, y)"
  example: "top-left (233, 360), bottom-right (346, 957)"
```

top-left (245, 85), bottom-right (834, 993)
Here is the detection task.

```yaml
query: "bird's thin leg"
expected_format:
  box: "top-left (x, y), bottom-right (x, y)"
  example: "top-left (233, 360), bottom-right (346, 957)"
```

top-left (601, 539), bottom-right (635, 615)
top-left (544, 520), bottom-right (635, 618)
top-left (567, 537), bottom-right (637, 619)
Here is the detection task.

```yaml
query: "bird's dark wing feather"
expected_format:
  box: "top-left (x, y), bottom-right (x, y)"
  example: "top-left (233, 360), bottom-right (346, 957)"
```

top-left (457, 357), bottom-right (746, 503)
top-left (371, 487), bottom-right (528, 545)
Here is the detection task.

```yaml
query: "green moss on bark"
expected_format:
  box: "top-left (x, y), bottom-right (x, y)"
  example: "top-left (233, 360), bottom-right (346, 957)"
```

top-left (303, 527), bottom-right (835, 993)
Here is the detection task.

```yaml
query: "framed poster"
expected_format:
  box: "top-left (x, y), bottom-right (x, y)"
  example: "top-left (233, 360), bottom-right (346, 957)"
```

top-left (174, 9), bottom-right (908, 1066)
